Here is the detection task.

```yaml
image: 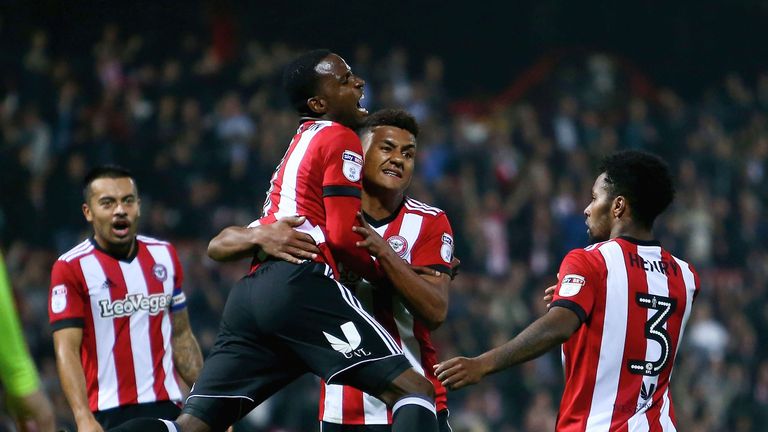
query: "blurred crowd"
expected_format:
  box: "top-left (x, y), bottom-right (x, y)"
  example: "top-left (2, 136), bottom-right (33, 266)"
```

top-left (1, 24), bottom-right (767, 432)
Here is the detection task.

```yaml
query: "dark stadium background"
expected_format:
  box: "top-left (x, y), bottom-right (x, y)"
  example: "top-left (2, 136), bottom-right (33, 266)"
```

top-left (2, 1), bottom-right (767, 431)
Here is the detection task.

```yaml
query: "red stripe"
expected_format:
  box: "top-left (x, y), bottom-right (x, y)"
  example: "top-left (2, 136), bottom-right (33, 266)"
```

top-left (415, 321), bottom-right (447, 411)
top-left (341, 386), bottom-right (365, 424)
top-left (318, 380), bottom-right (326, 421)
top-left (96, 252), bottom-right (138, 406)
top-left (609, 242), bottom-right (648, 430)
top-left (137, 245), bottom-right (170, 402)
top-left (556, 251), bottom-right (607, 431)
top-left (73, 258), bottom-right (101, 411)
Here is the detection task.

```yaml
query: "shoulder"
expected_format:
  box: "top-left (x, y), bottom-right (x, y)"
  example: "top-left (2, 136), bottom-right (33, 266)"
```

top-left (136, 234), bottom-right (171, 246)
top-left (561, 243), bottom-right (611, 272)
top-left (404, 197), bottom-right (445, 218)
top-left (57, 239), bottom-right (95, 263)
top-left (312, 121), bottom-right (359, 144)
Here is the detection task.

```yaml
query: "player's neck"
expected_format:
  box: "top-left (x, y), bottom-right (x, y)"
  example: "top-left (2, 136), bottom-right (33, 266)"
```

top-left (362, 190), bottom-right (403, 220)
top-left (610, 223), bottom-right (654, 242)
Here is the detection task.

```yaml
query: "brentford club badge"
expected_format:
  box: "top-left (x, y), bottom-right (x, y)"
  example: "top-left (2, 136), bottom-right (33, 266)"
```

top-left (387, 235), bottom-right (409, 258)
top-left (152, 264), bottom-right (168, 282)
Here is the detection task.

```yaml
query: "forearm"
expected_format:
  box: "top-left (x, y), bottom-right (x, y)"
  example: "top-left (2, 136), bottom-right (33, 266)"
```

top-left (476, 315), bottom-right (570, 376)
top-left (172, 331), bottom-right (203, 386)
top-left (56, 348), bottom-right (94, 423)
top-left (324, 196), bottom-right (383, 282)
top-left (376, 250), bottom-right (448, 328)
top-left (207, 226), bottom-right (260, 262)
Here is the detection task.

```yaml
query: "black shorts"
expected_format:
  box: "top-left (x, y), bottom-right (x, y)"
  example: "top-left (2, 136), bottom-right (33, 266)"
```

top-left (319, 409), bottom-right (452, 432)
top-left (94, 401), bottom-right (180, 429)
top-left (183, 261), bottom-right (411, 432)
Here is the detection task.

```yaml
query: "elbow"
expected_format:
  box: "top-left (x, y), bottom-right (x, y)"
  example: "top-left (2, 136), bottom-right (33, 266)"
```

top-left (423, 302), bottom-right (448, 330)
top-left (206, 238), bottom-right (222, 261)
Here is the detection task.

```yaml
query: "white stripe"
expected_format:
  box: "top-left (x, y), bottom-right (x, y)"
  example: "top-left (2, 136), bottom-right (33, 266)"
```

top-left (586, 241), bottom-right (629, 431)
top-left (65, 246), bottom-right (95, 262)
top-left (60, 240), bottom-right (91, 261)
top-left (137, 235), bottom-right (169, 245)
top-left (159, 419), bottom-right (179, 432)
top-left (146, 245), bottom-right (183, 402)
top-left (320, 383), bottom-right (344, 423)
top-left (274, 126), bottom-right (325, 219)
top-left (404, 202), bottom-right (438, 216)
top-left (393, 300), bottom-right (423, 374)
top-left (362, 392), bottom-right (389, 424)
top-left (186, 393), bottom-right (254, 402)
top-left (659, 388), bottom-right (676, 431)
top-left (335, 280), bottom-right (401, 353)
top-left (392, 396), bottom-right (436, 416)
top-left (80, 255), bottom-right (120, 411)
top-left (398, 213), bottom-right (423, 263)
top-left (673, 257), bottom-right (696, 361)
top-left (119, 259), bottom-right (156, 404)
top-left (632, 246), bottom-right (667, 426)
top-left (405, 198), bottom-right (442, 214)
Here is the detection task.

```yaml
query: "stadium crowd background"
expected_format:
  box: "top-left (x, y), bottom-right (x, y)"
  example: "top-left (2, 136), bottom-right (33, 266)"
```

top-left (2, 3), bottom-right (768, 432)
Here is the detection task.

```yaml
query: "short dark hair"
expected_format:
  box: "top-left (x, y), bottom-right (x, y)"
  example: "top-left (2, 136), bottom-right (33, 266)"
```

top-left (82, 165), bottom-right (136, 202)
top-left (283, 49), bottom-right (332, 116)
top-left (598, 150), bottom-right (675, 228)
top-left (362, 108), bottom-right (419, 138)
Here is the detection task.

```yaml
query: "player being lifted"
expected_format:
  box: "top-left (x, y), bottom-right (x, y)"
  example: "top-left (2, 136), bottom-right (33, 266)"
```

top-left (221, 109), bottom-right (456, 431)
top-left (114, 51), bottom-right (439, 432)
top-left (436, 151), bottom-right (699, 431)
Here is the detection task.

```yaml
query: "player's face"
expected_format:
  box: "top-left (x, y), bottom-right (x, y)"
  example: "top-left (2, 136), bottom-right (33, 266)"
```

top-left (362, 126), bottom-right (416, 193)
top-left (584, 173), bottom-right (614, 243)
top-left (314, 54), bottom-right (368, 129)
top-left (83, 177), bottom-right (141, 252)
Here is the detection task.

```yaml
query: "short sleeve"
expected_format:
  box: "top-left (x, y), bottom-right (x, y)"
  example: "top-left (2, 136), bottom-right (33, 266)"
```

top-left (49, 260), bottom-right (86, 331)
top-left (550, 250), bottom-right (597, 323)
top-left (169, 245), bottom-right (187, 312)
top-left (320, 127), bottom-right (364, 198)
top-left (410, 213), bottom-right (454, 275)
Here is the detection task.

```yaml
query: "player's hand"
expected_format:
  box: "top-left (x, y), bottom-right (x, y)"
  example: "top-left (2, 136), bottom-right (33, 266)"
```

top-left (434, 356), bottom-right (486, 390)
top-left (6, 389), bottom-right (56, 432)
top-left (543, 284), bottom-right (557, 308)
top-left (352, 212), bottom-right (392, 259)
top-left (255, 216), bottom-right (320, 264)
top-left (75, 417), bottom-right (104, 432)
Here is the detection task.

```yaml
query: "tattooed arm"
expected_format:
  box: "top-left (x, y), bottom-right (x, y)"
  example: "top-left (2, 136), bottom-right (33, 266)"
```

top-left (171, 309), bottom-right (203, 387)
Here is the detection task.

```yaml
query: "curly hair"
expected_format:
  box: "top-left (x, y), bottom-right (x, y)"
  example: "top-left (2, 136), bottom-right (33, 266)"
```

top-left (282, 49), bottom-right (332, 116)
top-left (362, 108), bottom-right (419, 138)
top-left (598, 150), bottom-right (675, 228)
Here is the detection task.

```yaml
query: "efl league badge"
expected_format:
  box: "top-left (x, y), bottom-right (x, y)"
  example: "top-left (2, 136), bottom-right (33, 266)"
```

top-left (342, 150), bottom-right (363, 182)
top-left (441, 233), bottom-right (453, 263)
top-left (152, 264), bottom-right (168, 282)
top-left (387, 235), bottom-right (409, 258)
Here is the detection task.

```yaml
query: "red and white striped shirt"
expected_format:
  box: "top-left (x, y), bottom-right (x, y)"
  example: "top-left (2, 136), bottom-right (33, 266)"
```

top-left (319, 197), bottom-right (454, 425)
top-left (248, 120), bottom-right (367, 278)
top-left (550, 236), bottom-right (700, 431)
top-left (48, 235), bottom-right (186, 412)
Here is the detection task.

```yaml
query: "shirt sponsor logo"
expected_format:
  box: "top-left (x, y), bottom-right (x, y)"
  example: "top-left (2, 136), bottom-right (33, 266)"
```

top-left (387, 235), bottom-right (409, 258)
top-left (323, 321), bottom-right (371, 359)
top-left (51, 285), bottom-right (67, 313)
top-left (98, 293), bottom-right (172, 318)
top-left (559, 274), bottom-right (585, 297)
top-left (342, 150), bottom-right (363, 182)
top-left (152, 263), bottom-right (168, 282)
top-left (441, 233), bottom-right (453, 263)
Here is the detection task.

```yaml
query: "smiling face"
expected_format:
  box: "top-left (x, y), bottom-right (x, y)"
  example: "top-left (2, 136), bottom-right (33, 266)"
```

top-left (362, 125), bottom-right (416, 194)
top-left (83, 177), bottom-right (141, 254)
top-left (584, 173), bottom-right (615, 243)
top-left (311, 54), bottom-right (368, 129)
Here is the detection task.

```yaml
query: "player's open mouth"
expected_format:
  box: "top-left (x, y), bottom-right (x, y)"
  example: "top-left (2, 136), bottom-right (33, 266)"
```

top-left (357, 94), bottom-right (368, 114)
top-left (383, 169), bottom-right (402, 178)
top-left (112, 220), bottom-right (131, 237)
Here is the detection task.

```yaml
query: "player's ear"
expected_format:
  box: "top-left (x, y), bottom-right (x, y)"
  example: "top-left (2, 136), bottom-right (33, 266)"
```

top-left (613, 195), bottom-right (627, 219)
top-left (307, 96), bottom-right (327, 115)
top-left (82, 203), bottom-right (94, 222)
